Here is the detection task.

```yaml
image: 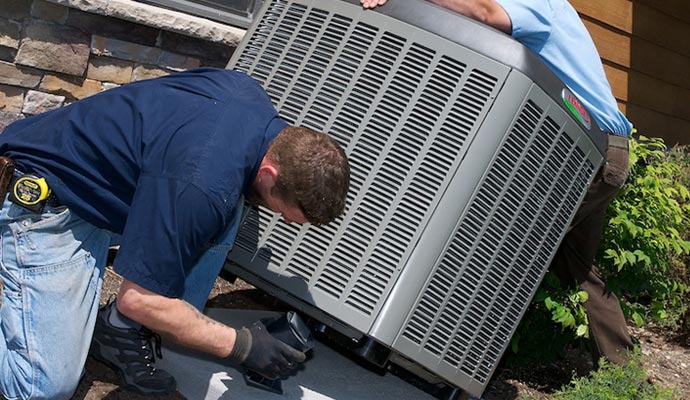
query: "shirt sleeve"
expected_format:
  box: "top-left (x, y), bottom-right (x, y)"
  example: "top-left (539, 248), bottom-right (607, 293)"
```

top-left (494, 0), bottom-right (554, 45)
top-left (113, 174), bottom-right (229, 297)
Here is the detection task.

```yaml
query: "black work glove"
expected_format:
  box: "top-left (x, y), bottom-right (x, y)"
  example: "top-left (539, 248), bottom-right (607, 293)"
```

top-left (226, 321), bottom-right (307, 379)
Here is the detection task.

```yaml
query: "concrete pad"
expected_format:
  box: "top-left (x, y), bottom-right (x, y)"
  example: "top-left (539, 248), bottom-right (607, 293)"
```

top-left (158, 309), bottom-right (435, 400)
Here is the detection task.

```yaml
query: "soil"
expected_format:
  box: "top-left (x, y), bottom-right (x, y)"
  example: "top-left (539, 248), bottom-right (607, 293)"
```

top-left (71, 267), bottom-right (690, 400)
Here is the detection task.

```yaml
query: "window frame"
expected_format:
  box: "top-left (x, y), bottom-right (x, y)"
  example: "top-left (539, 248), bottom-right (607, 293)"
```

top-left (138, 0), bottom-right (264, 28)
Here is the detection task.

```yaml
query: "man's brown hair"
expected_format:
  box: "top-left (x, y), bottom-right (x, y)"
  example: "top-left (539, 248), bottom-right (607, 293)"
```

top-left (267, 126), bottom-right (350, 225)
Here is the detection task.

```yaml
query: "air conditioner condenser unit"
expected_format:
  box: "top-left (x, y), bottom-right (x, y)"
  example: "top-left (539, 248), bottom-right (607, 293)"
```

top-left (224, 0), bottom-right (606, 397)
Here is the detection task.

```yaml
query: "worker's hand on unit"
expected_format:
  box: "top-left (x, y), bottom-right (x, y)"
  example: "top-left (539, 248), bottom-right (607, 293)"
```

top-left (361, 0), bottom-right (388, 9)
top-left (227, 321), bottom-right (307, 379)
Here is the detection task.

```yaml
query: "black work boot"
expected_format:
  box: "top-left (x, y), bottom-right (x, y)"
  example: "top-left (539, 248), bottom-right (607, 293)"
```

top-left (89, 301), bottom-right (177, 395)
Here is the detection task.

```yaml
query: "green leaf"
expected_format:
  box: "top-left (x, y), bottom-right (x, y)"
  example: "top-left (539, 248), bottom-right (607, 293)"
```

top-left (679, 185), bottom-right (690, 198)
top-left (563, 314), bottom-right (576, 328)
top-left (680, 240), bottom-right (690, 254)
top-left (671, 241), bottom-right (682, 254)
top-left (632, 250), bottom-right (651, 265)
top-left (664, 187), bottom-right (678, 197)
top-left (544, 297), bottom-right (557, 310)
top-left (632, 312), bottom-right (645, 327)
top-left (576, 324), bottom-right (588, 337)
top-left (624, 250), bottom-right (636, 265)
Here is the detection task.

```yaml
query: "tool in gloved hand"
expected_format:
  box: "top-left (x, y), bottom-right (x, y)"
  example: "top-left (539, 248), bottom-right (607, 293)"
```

top-left (243, 311), bottom-right (314, 394)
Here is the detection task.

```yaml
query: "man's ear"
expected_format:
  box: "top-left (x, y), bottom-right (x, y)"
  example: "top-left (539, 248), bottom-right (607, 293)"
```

top-left (256, 157), bottom-right (279, 187)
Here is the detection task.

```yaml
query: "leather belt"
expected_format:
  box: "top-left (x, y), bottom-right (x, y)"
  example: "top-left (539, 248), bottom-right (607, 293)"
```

top-left (607, 133), bottom-right (629, 150)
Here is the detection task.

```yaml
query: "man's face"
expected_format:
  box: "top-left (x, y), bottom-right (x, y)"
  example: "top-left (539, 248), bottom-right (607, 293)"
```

top-left (251, 157), bottom-right (309, 224)
top-left (258, 191), bottom-right (308, 225)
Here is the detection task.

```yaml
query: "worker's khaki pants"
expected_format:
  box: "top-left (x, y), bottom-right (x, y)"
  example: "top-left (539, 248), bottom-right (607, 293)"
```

top-left (551, 137), bottom-right (634, 366)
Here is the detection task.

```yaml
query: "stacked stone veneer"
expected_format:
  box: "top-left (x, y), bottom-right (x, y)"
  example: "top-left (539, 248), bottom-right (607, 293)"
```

top-left (0, 0), bottom-right (243, 130)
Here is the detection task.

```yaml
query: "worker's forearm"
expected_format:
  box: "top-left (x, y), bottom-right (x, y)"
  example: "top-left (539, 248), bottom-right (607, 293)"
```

top-left (158, 299), bottom-right (237, 358)
top-left (427, 0), bottom-right (512, 34)
top-left (117, 280), bottom-right (236, 358)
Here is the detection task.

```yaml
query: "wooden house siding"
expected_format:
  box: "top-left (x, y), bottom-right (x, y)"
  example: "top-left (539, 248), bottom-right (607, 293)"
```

top-left (571, 0), bottom-right (690, 144)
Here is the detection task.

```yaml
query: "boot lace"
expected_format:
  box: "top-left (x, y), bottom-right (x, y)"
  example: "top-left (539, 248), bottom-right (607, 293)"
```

top-left (138, 327), bottom-right (164, 376)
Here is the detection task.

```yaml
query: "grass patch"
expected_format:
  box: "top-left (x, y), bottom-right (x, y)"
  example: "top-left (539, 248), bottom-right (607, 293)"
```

top-left (521, 350), bottom-right (676, 400)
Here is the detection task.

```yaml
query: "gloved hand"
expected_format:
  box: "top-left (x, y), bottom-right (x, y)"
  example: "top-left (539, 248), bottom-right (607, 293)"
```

top-left (226, 321), bottom-right (307, 379)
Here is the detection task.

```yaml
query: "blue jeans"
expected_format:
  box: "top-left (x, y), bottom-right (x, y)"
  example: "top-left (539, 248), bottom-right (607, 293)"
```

top-left (0, 199), bottom-right (110, 400)
top-left (0, 198), bottom-right (242, 399)
top-left (182, 199), bottom-right (244, 310)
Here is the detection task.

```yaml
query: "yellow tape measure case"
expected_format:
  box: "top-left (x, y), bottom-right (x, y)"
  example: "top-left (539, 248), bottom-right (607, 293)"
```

top-left (8, 175), bottom-right (51, 213)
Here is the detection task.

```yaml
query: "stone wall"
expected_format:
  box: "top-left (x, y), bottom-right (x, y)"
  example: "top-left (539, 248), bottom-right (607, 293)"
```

top-left (0, 0), bottom-right (245, 131)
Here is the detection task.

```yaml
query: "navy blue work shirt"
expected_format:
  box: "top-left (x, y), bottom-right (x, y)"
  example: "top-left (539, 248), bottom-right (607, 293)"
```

top-left (0, 68), bottom-right (287, 297)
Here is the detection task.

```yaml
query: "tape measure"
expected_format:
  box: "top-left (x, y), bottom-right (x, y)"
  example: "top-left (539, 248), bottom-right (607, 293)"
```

top-left (8, 175), bottom-right (52, 213)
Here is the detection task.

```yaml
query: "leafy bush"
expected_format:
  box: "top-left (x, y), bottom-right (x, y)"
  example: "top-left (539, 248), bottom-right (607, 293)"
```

top-left (510, 273), bottom-right (589, 364)
top-left (667, 144), bottom-right (690, 188)
top-left (600, 136), bottom-right (690, 327)
top-left (663, 145), bottom-right (690, 338)
top-left (511, 136), bottom-right (690, 361)
top-left (521, 351), bottom-right (676, 400)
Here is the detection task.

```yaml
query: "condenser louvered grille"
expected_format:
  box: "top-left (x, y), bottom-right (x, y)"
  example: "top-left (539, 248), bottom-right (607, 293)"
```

top-left (400, 99), bottom-right (596, 384)
top-left (228, 0), bottom-right (605, 396)
top-left (231, 0), bottom-right (500, 323)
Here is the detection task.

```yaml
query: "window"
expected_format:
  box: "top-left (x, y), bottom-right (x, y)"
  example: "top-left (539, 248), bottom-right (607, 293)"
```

top-left (138, 0), bottom-right (264, 28)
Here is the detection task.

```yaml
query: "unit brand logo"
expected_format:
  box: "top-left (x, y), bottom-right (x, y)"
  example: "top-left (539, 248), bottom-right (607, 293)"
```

top-left (562, 88), bottom-right (591, 130)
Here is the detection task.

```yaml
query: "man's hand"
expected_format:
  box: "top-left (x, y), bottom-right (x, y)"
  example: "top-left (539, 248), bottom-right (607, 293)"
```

top-left (360, 0), bottom-right (511, 35)
top-left (228, 321), bottom-right (307, 379)
top-left (361, 0), bottom-right (388, 9)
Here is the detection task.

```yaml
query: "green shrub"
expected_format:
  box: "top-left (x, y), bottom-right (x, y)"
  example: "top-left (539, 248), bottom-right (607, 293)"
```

top-left (600, 136), bottom-right (690, 327)
top-left (664, 145), bottom-right (690, 338)
top-left (666, 144), bottom-right (690, 189)
top-left (521, 350), bottom-right (676, 400)
top-left (511, 136), bottom-right (690, 361)
top-left (509, 273), bottom-right (589, 364)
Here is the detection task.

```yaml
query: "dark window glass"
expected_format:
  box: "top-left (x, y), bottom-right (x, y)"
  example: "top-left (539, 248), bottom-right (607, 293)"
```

top-left (138, 0), bottom-right (263, 28)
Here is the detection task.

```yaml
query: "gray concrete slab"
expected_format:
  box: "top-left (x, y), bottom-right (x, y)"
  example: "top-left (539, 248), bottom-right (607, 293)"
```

top-left (158, 309), bottom-right (435, 400)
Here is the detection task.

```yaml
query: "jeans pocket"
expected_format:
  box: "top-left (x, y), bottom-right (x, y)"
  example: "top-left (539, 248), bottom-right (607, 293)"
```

top-left (1, 286), bottom-right (26, 352)
top-left (602, 146), bottom-right (630, 189)
top-left (0, 277), bottom-right (32, 400)
top-left (0, 253), bottom-right (97, 399)
top-left (12, 207), bottom-right (96, 268)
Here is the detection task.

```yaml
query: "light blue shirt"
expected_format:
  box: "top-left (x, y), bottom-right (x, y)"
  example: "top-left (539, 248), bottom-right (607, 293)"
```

top-left (495, 0), bottom-right (632, 136)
